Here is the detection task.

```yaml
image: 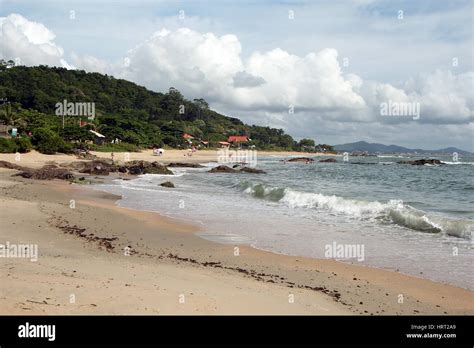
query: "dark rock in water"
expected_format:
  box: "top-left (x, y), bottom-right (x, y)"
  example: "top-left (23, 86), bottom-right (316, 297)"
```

top-left (13, 166), bottom-right (74, 180)
top-left (287, 157), bottom-right (314, 162)
top-left (144, 162), bottom-right (174, 175)
top-left (209, 165), bottom-right (238, 173)
top-left (232, 163), bottom-right (250, 169)
top-left (397, 159), bottom-right (443, 166)
top-left (239, 167), bottom-right (266, 174)
top-left (167, 162), bottom-right (204, 168)
top-left (160, 181), bottom-right (175, 188)
top-left (319, 158), bottom-right (337, 163)
top-left (209, 165), bottom-right (266, 174)
top-left (118, 166), bottom-right (127, 173)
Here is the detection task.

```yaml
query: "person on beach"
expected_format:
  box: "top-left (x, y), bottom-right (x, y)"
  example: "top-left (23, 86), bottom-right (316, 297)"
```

top-left (111, 152), bottom-right (114, 163)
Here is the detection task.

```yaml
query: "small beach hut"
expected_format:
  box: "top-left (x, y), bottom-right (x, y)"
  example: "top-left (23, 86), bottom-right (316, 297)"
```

top-left (89, 130), bottom-right (106, 145)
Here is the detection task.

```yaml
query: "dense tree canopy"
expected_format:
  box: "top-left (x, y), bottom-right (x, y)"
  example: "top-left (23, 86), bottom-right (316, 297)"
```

top-left (0, 63), bottom-right (322, 153)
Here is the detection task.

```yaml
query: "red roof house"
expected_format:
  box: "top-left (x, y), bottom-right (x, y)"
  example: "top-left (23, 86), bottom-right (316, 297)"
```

top-left (227, 135), bottom-right (249, 143)
top-left (183, 133), bottom-right (194, 140)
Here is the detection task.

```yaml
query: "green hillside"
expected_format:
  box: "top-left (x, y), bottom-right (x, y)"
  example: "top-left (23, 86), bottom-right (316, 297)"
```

top-left (0, 61), bottom-right (325, 154)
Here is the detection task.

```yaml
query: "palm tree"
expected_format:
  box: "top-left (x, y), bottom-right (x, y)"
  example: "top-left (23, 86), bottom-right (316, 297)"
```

top-left (0, 103), bottom-right (27, 129)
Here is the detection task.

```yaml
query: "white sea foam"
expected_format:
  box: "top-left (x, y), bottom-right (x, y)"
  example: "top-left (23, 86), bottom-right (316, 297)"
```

top-left (441, 161), bottom-right (474, 165)
top-left (242, 182), bottom-right (473, 239)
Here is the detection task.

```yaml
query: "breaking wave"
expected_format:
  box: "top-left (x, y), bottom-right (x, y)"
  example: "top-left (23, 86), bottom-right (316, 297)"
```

top-left (240, 182), bottom-right (473, 239)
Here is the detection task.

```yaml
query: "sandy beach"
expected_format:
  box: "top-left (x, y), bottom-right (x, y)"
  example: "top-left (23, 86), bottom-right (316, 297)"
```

top-left (0, 151), bottom-right (473, 315)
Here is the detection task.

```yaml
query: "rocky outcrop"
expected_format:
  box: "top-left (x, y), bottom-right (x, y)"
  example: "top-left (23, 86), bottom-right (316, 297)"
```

top-left (208, 165), bottom-right (266, 174)
top-left (160, 181), bottom-right (175, 188)
top-left (0, 160), bottom-right (25, 170)
top-left (167, 162), bottom-right (205, 168)
top-left (1, 160), bottom-right (74, 180)
top-left (78, 160), bottom-right (116, 175)
top-left (124, 161), bottom-right (173, 175)
top-left (123, 161), bottom-right (173, 175)
top-left (319, 158), bottom-right (337, 163)
top-left (239, 167), bottom-right (267, 174)
top-left (209, 165), bottom-right (238, 173)
top-left (13, 166), bottom-right (74, 180)
top-left (232, 164), bottom-right (247, 168)
top-left (287, 157), bottom-right (314, 162)
top-left (397, 159), bottom-right (444, 166)
top-left (65, 159), bottom-right (174, 175)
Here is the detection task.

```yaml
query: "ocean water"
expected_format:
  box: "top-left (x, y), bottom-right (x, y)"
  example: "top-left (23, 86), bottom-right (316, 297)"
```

top-left (95, 154), bottom-right (474, 289)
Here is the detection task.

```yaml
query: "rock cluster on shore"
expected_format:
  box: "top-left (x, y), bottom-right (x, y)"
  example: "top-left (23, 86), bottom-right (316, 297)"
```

top-left (1, 161), bottom-right (75, 180)
top-left (66, 159), bottom-right (174, 176)
top-left (1, 159), bottom-right (174, 180)
top-left (120, 160), bottom-right (173, 175)
top-left (0, 160), bottom-right (25, 170)
top-left (14, 167), bottom-right (75, 180)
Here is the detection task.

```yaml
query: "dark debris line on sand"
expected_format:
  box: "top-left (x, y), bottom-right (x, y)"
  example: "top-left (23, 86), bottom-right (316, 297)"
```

top-left (164, 253), bottom-right (344, 304)
top-left (45, 210), bottom-right (346, 307)
top-left (49, 216), bottom-right (120, 253)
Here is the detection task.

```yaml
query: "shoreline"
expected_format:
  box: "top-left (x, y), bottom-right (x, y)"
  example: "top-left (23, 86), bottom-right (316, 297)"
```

top-left (1, 154), bottom-right (473, 315)
top-left (0, 149), bottom-right (335, 169)
top-left (92, 181), bottom-right (473, 292)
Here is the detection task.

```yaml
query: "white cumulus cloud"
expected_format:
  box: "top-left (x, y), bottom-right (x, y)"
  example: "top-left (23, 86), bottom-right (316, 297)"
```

top-left (0, 14), bottom-right (70, 68)
top-left (1, 14), bottom-right (472, 139)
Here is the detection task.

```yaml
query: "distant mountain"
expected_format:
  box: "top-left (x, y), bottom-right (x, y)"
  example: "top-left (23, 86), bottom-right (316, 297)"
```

top-left (333, 141), bottom-right (472, 155)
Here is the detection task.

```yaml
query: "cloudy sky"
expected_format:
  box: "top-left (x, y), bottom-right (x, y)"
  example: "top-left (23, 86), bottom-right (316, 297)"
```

top-left (1, 0), bottom-right (473, 150)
